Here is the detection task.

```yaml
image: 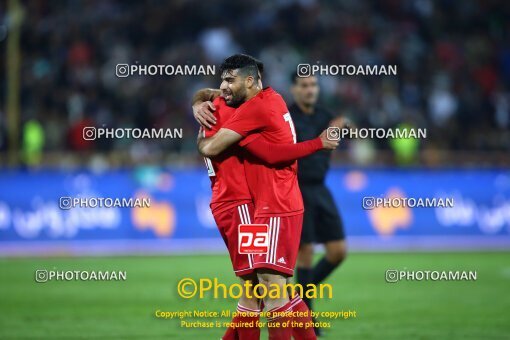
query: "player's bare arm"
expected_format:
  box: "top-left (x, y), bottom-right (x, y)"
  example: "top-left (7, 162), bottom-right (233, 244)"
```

top-left (197, 127), bottom-right (243, 157)
top-left (192, 88), bottom-right (221, 128)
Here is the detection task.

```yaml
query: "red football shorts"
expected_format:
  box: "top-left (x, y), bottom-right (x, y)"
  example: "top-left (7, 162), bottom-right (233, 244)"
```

top-left (251, 214), bottom-right (304, 277)
top-left (213, 202), bottom-right (256, 277)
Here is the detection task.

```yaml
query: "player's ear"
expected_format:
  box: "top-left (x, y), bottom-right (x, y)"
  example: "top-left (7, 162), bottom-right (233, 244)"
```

top-left (257, 71), bottom-right (263, 88)
top-left (245, 75), bottom-right (255, 89)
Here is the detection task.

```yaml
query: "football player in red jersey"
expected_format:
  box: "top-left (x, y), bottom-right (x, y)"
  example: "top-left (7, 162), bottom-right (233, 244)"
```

top-left (197, 54), bottom-right (333, 339)
top-left (194, 93), bottom-right (337, 340)
top-left (193, 90), bottom-right (338, 340)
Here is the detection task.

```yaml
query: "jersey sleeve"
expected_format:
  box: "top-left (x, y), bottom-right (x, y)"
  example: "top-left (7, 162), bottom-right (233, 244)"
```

top-left (204, 125), bottom-right (218, 137)
top-left (203, 116), bottom-right (220, 137)
top-left (222, 100), bottom-right (269, 137)
top-left (243, 137), bottom-right (323, 164)
top-left (203, 97), bottom-right (225, 137)
top-left (238, 133), bottom-right (261, 147)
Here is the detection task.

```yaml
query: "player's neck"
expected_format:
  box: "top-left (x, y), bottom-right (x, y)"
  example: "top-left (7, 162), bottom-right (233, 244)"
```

top-left (297, 102), bottom-right (315, 115)
top-left (245, 88), bottom-right (262, 102)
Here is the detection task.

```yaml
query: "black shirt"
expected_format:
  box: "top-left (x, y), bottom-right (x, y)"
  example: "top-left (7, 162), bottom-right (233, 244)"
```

top-left (289, 103), bottom-right (335, 185)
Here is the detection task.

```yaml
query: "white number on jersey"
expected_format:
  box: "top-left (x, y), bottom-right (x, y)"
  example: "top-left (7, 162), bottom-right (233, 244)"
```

top-left (283, 112), bottom-right (297, 143)
top-left (204, 157), bottom-right (215, 177)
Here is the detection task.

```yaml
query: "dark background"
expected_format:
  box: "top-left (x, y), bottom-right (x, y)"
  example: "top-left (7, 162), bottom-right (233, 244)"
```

top-left (1, 0), bottom-right (509, 168)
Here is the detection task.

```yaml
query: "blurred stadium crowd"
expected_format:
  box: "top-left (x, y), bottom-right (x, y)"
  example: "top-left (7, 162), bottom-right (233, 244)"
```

top-left (0, 0), bottom-right (509, 168)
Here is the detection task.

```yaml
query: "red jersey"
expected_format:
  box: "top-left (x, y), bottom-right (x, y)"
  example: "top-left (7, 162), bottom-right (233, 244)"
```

top-left (222, 87), bottom-right (304, 217)
top-left (204, 97), bottom-right (251, 214)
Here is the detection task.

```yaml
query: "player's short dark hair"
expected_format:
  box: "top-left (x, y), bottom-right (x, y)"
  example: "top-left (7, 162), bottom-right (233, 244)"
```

top-left (220, 54), bottom-right (263, 81)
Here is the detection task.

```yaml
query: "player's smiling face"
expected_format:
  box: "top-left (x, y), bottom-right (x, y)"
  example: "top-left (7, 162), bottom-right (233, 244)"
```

top-left (220, 69), bottom-right (248, 108)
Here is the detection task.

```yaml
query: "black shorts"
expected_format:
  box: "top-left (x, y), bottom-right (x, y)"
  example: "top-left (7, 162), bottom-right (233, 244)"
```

top-left (300, 183), bottom-right (345, 244)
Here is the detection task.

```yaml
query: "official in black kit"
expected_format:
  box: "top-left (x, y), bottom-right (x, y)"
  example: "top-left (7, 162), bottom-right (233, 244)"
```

top-left (289, 73), bottom-right (347, 322)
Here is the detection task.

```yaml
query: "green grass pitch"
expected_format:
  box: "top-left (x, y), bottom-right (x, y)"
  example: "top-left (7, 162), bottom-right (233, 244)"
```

top-left (1, 252), bottom-right (509, 339)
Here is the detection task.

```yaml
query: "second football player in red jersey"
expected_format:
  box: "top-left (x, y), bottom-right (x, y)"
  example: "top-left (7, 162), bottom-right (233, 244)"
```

top-left (194, 88), bottom-right (338, 340)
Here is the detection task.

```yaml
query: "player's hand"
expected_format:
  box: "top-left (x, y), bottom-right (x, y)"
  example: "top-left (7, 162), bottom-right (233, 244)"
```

top-left (319, 129), bottom-right (340, 150)
top-left (193, 101), bottom-right (216, 128)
